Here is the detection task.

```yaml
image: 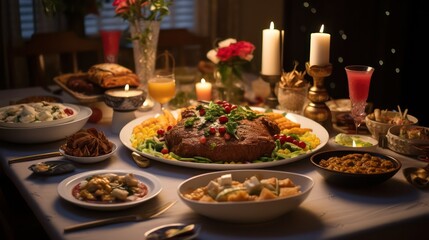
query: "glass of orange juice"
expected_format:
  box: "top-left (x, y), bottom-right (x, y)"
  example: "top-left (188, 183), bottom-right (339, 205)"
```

top-left (148, 72), bottom-right (176, 111)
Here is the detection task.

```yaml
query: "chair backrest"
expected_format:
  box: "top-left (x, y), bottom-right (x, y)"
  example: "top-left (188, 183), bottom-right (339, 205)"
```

top-left (24, 31), bottom-right (103, 87)
top-left (158, 28), bottom-right (209, 67)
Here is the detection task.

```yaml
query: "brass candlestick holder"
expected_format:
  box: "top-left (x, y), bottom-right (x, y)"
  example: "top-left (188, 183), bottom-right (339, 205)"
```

top-left (261, 74), bottom-right (281, 109)
top-left (303, 62), bottom-right (332, 130)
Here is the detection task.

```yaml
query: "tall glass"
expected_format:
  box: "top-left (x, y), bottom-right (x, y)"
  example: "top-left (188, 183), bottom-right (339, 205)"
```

top-left (148, 73), bottom-right (176, 111)
top-left (345, 65), bottom-right (374, 134)
top-left (100, 30), bottom-right (122, 63)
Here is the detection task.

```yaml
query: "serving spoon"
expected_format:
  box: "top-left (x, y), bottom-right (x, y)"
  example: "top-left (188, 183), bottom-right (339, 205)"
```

top-left (403, 146), bottom-right (429, 189)
top-left (145, 223), bottom-right (201, 240)
top-left (404, 164), bottom-right (429, 189)
top-left (131, 152), bottom-right (151, 168)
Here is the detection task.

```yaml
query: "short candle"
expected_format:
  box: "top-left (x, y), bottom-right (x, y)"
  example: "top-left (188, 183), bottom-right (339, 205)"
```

top-left (195, 78), bottom-right (212, 101)
top-left (105, 84), bottom-right (143, 97)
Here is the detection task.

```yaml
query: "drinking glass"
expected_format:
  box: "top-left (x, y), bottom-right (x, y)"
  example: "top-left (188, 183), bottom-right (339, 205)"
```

top-left (100, 30), bottom-right (122, 63)
top-left (148, 72), bottom-right (176, 112)
top-left (345, 65), bottom-right (374, 134)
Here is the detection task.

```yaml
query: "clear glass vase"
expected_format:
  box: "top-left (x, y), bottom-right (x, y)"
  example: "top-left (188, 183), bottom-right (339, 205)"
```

top-left (129, 20), bottom-right (160, 110)
top-left (277, 83), bottom-right (310, 115)
top-left (214, 67), bottom-right (245, 105)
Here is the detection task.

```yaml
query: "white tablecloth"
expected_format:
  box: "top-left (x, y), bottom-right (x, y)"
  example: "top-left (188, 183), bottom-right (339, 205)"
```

top-left (0, 87), bottom-right (427, 240)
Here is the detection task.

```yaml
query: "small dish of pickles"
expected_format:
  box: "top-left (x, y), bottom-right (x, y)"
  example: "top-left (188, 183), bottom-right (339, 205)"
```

top-left (332, 133), bottom-right (378, 148)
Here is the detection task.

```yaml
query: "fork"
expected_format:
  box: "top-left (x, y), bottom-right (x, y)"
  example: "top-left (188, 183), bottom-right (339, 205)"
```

top-left (64, 201), bottom-right (176, 233)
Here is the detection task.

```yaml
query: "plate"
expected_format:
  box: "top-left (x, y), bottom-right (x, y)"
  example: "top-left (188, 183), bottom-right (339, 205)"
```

top-left (54, 73), bottom-right (104, 103)
top-left (57, 169), bottom-right (162, 210)
top-left (28, 160), bottom-right (75, 176)
top-left (331, 133), bottom-right (378, 148)
top-left (59, 143), bottom-right (118, 164)
top-left (0, 103), bottom-right (79, 128)
top-left (119, 108), bottom-right (329, 170)
top-left (0, 105), bottom-right (91, 143)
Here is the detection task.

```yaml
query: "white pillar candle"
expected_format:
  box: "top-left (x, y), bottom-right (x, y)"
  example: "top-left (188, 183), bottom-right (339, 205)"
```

top-left (261, 22), bottom-right (281, 75)
top-left (309, 24), bottom-right (331, 66)
top-left (281, 29), bottom-right (285, 70)
top-left (195, 78), bottom-right (212, 101)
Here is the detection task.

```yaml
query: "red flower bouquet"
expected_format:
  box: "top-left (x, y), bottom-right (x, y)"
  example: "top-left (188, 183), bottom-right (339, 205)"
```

top-left (206, 38), bottom-right (256, 104)
top-left (207, 38), bottom-right (255, 81)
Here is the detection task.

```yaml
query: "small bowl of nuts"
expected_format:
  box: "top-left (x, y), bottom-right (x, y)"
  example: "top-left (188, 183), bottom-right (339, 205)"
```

top-left (310, 150), bottom-right (401, 187)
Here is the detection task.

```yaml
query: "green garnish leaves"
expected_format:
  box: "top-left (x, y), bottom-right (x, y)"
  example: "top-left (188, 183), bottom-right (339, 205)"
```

top-left (225, 121), bottom-right (239, 139)
top-left (184, 117), bottom-right (198, 127)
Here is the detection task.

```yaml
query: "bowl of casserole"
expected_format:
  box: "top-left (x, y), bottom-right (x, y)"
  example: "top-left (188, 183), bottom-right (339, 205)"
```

top-left (310, 150), bottom-right (401, 187)
top-left (178, 169), bottom-right (314, 223)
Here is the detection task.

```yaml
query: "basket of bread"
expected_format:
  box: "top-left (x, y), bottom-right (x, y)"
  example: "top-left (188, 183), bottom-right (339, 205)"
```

top-left (54, 63), bottom-right (141, 103)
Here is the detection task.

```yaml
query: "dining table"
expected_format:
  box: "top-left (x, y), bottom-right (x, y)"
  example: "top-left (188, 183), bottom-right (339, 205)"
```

top-left (0, 86), bottom-right (428, 240)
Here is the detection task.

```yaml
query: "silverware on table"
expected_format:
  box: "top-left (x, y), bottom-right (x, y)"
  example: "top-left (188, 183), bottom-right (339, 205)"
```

top-left (145, 223), bottom-right (201, 240)
top-left (63, 201), bottom-right (176, 233)
top-left (8, 151), bottom-right (63, 165)
top-left (132, 151), bottom-right (151, 168)
top-left (403, 164), bottom-right (429, 189)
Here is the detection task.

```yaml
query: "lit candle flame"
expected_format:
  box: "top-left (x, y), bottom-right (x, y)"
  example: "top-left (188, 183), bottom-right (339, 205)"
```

top-left (201, 78), bottom-right (206, 84)
top-left (269, 21), bottom-right (274, 30)
top-left (352, 139), bottom-right (356, 147)
top-left (124, 84), bottom-right (129, 91)
top-left (319, 24), bottom-right (325, 33)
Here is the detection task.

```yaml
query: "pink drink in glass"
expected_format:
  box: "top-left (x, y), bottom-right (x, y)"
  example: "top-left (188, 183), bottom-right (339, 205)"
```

top-left (346, 68), bottom-right (373, 103)
top-left (345, 65), bottom-right (374, 134)
top-left (100, 30), bottom-right (122, 63)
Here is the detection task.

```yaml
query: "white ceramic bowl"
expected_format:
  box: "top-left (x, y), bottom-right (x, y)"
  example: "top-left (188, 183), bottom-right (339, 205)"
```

top-left (0, 103), bottom-right (79, 128)
top-left (0, 104), bottom-right (91, 144)
top-left (178, 170), bottom-right (314, 223)
top-left (365, 111), bottom-right (418, 140)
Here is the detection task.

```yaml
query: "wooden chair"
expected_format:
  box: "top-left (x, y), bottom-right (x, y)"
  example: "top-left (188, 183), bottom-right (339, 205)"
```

top-left (22, 31), bottom-right (103, 87)
top-left (158, 28), bottom-right (209, 67)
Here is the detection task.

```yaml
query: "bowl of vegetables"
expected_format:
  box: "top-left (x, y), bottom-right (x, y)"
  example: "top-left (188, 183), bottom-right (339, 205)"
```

top-left (178, 170), bottom-right (314, 223)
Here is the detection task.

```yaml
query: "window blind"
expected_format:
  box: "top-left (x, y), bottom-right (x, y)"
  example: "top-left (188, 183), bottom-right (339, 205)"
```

top-left (19, 0), bottom-right (195, 39)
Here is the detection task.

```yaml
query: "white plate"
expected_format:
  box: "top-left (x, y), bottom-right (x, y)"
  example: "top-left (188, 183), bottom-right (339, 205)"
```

top-left (119, 108), bottom-right (329, 170)
top-left (331, 134), bottom-right (378, 148)
top-left (0, 105), bottom-right (91, 143)
top-left (57, 169), bottom-right (162, 210)
top-left (0, 103), bottom-right (79, 128)
top-left (59, 143), bottom-right (118, 164)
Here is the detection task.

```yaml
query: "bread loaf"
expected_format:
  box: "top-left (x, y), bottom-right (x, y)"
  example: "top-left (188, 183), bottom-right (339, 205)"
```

top-left (87, 63), bottom-right (140, 88)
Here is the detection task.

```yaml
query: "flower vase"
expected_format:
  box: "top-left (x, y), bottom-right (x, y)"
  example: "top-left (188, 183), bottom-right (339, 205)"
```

top-left (214, 68), bottom-right (245, 105)
top-left (129, 20), bottom-right (160, 110)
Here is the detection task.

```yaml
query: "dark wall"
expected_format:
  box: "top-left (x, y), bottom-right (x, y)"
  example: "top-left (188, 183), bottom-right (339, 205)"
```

top-left (283, 0), bottom-right (427, 126)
